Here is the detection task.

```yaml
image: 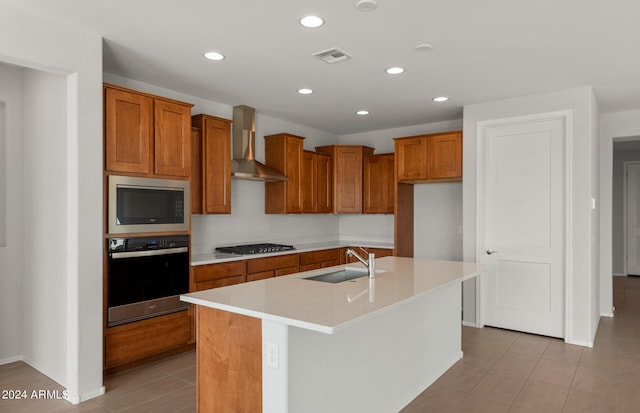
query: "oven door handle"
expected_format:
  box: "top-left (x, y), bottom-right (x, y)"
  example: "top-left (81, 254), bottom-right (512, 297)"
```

top-left (110, 247), bottom-right (189, 259)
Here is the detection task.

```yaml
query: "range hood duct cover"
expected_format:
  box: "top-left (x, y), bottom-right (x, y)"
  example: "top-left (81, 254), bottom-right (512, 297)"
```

top-left (231, 105), bottom-right (287, 182)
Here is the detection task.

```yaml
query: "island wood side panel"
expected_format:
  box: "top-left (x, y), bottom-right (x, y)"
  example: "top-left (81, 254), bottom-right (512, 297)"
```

top-left (197, 306), bottom-right (262, 413)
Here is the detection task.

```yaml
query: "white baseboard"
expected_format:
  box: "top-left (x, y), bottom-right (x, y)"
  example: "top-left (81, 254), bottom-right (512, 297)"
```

top-left (564, 338), bottom-right (594, 348)
top-left (601, 312), bottom-right (614, 318)
top-left (613, 273), bottom-right (626, 277)
top-left (0, 355), bottom-right (23, 365)
top-left (66, 386), bottom-right (106, 405)
top-left (462, 321), bottom-right (479, 328)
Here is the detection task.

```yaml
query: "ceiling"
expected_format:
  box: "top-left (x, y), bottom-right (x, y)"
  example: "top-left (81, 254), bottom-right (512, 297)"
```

top-left (4, 0), bottom-right (640, 135)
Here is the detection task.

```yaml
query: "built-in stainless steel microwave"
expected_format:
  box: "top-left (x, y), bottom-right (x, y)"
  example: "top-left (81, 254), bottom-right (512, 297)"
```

top-left (108, 176), bottom-right (190, 234)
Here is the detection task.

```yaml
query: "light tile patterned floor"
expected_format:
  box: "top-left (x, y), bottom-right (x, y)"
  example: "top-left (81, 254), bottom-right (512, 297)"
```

top-left (0, 352), bottom-right (195, 413)
top-left (401, 275), bottom-right (640, 412)
top-left (2, 275), bottom-right (639, 412)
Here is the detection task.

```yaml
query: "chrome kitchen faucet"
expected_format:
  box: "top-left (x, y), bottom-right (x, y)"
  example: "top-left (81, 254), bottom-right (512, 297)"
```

top-left (345, 247), bottom-right (376, 278)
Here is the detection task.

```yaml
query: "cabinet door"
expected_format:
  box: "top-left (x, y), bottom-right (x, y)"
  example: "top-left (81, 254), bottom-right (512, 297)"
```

top-left (383, 154), bottom-right (395, 213)
top-left (428, 132), bottom-right (462, 180)
top-left (154, 99), bottom-right (191, 177)
top-left (286, 138), bottom-right (304, 213)
top-left (363, 153), bottom-right (394, 214)
top-left (190, 127), bottom-right (203, 214)
top-left (316, 153), bottom-right (332, 214)
top-left (265, 134), bottom-right (305, 214)
top-left (302, 151), bottom-right (317, 213)
top-left (202, 117), bottom-right (231, 213)
top-left (395, 137), bottom-right (427, 181)
top-left (334, 146), bottom-right (364, 213)
top-left (104, 87), bottom-right (152, 174)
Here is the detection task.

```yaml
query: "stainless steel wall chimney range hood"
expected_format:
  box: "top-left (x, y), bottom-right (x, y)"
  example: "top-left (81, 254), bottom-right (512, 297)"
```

top-left (231, 105), bottom-right (287, 182)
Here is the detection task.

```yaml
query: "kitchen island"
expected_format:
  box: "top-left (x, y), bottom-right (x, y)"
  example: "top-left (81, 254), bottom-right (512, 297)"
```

top-left (181, 256), bottom-right (481, 413)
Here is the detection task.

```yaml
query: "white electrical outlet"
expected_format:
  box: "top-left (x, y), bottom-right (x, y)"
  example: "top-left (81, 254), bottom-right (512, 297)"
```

top-left (266, 342), bottom-right (279, 369)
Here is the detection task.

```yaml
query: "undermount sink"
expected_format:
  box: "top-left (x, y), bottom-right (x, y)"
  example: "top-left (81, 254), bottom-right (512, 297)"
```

top-left (303, 268), bottom-right (371, 284)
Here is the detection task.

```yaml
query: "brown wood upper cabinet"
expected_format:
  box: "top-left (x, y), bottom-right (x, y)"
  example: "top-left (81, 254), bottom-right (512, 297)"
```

top-left (316, 153), bottom-right (333, 213)
top-left (363, 153), bottom-right (394, 214)
top-left (191, 114), bottom-right (233, 214)
top-left (315, 145), bottom-right (374, 213)
top-left (264, 133), bottom-right (304, 214)
top-left (395, 131), bottom-right (462, 182)
top-left (301, 151), bottom-right (333, 213)
top-left (302, 150), bottom-right (317, 213)
top-left (104, 84), bottom-right (193, 178)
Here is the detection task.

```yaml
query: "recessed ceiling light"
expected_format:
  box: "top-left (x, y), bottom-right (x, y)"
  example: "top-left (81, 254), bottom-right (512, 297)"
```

top-left (204, 51), bottom-right (224, 61)
top-left (355, 0), bottom-right (378, 12)
top-left (386, 67), bottom-right (405, 75)
top-left (433, 96), bottom-right (449, 102)
top-left (356, 110), bottom-right (369, 115)
top-left (298, 88), bottom-right (313, 95)
top-left (415, 43), bottom-right (434, 52)
top-left (300, 16), bottom-right (324, 28)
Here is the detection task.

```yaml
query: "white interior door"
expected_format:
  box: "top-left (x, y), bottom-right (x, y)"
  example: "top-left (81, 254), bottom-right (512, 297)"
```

top-left (481, 117), bottom-right (565, 338)
top-left (626, 163), bottom-right (640, 275)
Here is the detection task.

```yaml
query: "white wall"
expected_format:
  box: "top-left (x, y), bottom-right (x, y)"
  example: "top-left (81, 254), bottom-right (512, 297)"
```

top-left (340, 120), bottom-right (463, 254)
top-left (0, 63), bottom-right (24, 363)
top-left (590, 93), bottom-right (601, 337)
top-left (611, 148), bottom-right (640, 275)
top-left (21, 68), bottom-right (68, 384)
top-left (0, 4), bottom-right (103, 403)
top-left (600, 109), bottom-right (640, 318)
top-left (463, 86), bottom-right (599, 345)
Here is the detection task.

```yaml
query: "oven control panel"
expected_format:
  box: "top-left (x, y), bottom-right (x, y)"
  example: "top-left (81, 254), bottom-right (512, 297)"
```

top-left (109, 235), bottom-right (190, 252)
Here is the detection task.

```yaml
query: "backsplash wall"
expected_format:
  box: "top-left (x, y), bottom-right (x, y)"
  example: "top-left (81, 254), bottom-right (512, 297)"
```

top-left (191, 180), bottom-right (340, 254)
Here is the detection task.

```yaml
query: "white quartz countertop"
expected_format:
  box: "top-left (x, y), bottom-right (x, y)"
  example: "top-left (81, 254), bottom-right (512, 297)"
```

top-left (191, 240), bottom-right (394, 266)
top-left (181, 256), bottom-right (481, 334)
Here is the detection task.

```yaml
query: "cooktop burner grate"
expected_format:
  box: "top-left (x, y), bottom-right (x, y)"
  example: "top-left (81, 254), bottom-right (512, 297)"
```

top-left (215, 243), bottom-right (295, 255)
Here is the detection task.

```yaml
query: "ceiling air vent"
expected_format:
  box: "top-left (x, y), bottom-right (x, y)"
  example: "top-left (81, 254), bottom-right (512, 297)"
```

top-left (312, 48), bottom-right (352, 64)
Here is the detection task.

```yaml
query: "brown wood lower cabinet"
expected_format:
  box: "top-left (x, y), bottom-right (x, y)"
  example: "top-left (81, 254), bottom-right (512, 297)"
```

top-left (247, 254), bottom-right (299, 282)
top-left (193, 260), bottom-right (246, 291)
top-left (299, 248), bottom-right (341, 271)
top-left (197, 306), bottom-right (262, 412)
top-left (104, 311), bottom-right (192, 372)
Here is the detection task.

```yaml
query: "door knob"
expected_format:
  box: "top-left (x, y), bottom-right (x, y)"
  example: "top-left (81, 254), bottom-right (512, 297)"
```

top-left (486, 249), bottom-right (498, 255)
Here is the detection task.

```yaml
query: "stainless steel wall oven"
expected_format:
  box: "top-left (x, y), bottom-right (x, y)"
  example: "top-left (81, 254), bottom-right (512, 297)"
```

top-left (107, 235), bottom-right (190, 327)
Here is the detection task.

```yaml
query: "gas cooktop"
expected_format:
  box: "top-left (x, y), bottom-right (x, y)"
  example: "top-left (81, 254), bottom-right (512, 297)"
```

top-left (215, 243), bottom-right (295, 255)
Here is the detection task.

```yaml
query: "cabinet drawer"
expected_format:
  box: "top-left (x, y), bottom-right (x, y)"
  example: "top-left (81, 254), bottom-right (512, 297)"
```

top-left (194, 275), bottom-right (246, 291)
top-left (247, 254), bottom-right (299, 274)
top-left (299, 249), bottom-right (340, 266)
top-left (105, 311), bottom-right (190, 367)
top-left (299, 263), bottom-right (321, 272)
top-left (193, 261), bottom-right (246, 283)
top-left (276, 266), bottom-right (299, 277)
top-left (247, 271), bottom-right (274, 282)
